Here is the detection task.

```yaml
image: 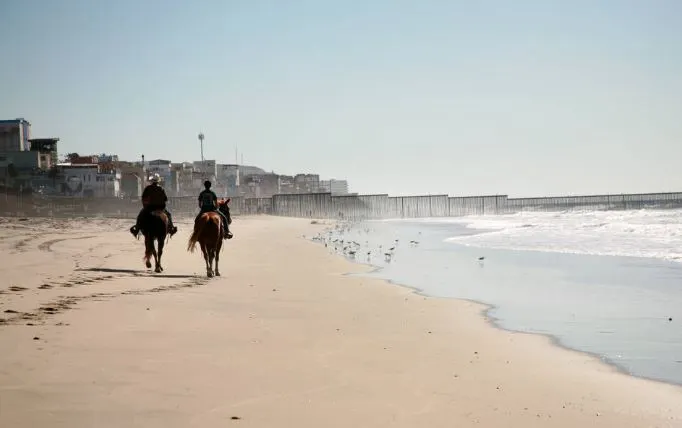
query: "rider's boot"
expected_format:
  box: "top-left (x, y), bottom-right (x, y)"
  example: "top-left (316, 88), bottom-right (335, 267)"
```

top-left (166, 210), bottom-right (178, 236)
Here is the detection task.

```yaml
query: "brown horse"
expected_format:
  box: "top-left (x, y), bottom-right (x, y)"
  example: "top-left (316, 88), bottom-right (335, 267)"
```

top-left (187, 204), bottom-right (225, 277)
top-left (141, 209), bottom-right (168, 273)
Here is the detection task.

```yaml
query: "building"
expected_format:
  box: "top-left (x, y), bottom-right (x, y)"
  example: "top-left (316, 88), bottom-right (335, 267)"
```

top-left (294, 174), bottom-right (320, 193)
top-left (28, 138), bottom-right (59, 169)
top-left (171, 162), bottom-right (195, 196)
top-left (319, 179), bottom-right (349, 195)
top-left (119, 163), bottom-right (145, 198)
top-left (277, 175), bottom-right (295, 194)
top-left (193, 159), bottom-right (217, 177)
top-left (0, 152), bottom-right (40, 190)
top-left (59, 164), bottom-right (121, 197)
top-left (0, 118), bottom-right (31, 152)
top-left (146, 159), bottom-right (172, 185)
top-left (242, 173), bottom-right (280, 198)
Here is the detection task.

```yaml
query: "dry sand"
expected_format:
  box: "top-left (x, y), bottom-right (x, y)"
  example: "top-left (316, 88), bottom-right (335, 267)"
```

top-left (0, 215), bottom-right (681, 427)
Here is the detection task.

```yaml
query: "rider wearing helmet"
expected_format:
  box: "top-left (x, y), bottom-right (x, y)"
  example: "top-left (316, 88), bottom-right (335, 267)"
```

top-left (197, 180), bottom-right (232, 239)
top-left (130, 174), bottom-right (178, 237)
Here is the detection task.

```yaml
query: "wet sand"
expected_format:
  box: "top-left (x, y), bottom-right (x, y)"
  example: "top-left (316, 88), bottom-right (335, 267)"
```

top-left (0, 215), bottom-right (681, 427)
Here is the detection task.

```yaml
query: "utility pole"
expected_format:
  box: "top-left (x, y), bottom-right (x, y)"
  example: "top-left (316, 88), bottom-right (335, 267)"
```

top-left (198, 132), bottom-right (205, 163)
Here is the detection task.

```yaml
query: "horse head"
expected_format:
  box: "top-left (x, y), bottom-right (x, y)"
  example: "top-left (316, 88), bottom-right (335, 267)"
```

top-left (218, 198), bottom-right (232, 224)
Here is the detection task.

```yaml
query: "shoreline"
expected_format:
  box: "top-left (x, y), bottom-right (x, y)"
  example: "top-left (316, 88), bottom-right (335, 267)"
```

top-left (317, 227), bottom-right (682, 390)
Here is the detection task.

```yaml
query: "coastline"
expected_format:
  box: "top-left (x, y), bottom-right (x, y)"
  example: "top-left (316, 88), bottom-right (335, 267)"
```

top-left (1, 216), bottom-right (681, 427)
top-left (323, 219), bottom-right (682, 388)
top-left (340, 256), bottom-right (681, 389)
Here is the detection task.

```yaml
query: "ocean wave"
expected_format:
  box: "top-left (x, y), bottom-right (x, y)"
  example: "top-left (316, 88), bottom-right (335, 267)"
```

top-left (437, 209), bottom-right (682, 262)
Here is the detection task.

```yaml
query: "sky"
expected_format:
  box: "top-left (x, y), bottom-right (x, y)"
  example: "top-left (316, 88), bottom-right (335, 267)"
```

top-left (1, 0), bottom-right (680, 197)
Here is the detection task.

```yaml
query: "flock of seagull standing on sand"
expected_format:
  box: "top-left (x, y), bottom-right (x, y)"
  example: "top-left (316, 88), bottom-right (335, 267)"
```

top-left (310, 222), bottom-right (421, 264)
top-left (309, 222), bottom-right (486, 265)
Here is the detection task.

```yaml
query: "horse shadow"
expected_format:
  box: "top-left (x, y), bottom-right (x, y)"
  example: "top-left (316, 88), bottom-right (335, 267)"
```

top-left (78, 267), bottom-right (197, 279)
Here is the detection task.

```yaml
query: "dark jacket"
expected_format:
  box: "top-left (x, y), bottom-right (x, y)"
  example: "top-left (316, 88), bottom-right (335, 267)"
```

top-left (198, 189), bottom-right (218, 210)
top-left (142, 184), bottom-right (168, 207)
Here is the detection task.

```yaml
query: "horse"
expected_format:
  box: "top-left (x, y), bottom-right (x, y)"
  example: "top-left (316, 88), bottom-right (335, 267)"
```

top-left (187, 199), bottom-right (231, 277)
top-left (140, 209), bottom-right (168, 273)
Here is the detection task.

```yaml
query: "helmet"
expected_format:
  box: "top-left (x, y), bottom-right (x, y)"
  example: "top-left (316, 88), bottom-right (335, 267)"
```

top-left (150, 174), bottom-right (160, 183)
top-left (204, 180), bottom-right (212, 188)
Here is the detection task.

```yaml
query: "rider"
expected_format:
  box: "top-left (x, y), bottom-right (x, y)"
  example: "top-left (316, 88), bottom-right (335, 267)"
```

top-left (196, 180), bottom-right (233, 239)
top-left (130, 174), bottom-right (178, 237)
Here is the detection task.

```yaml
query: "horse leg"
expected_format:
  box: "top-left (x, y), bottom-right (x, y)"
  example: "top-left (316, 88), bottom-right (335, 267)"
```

top-left (155, 237), bottom-right (164, 273)
top-left (214, 240), bottom-right (222, 277)
top-left (208, 248), bottom-right (215, 277)
top-left (202, 244), bottom-right (213, 277)
top-left (144, 236), bottom-right (153, 269)
top-left (150, 241), bottom-right (159, 273)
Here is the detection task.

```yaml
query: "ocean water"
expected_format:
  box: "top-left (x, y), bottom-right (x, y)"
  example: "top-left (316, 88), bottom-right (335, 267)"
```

top-left (312, 209), bottom-right (682, 386)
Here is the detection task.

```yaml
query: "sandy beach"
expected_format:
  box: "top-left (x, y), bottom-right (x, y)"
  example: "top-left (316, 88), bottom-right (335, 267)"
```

top-left (1, 215), bottom-right (681, 427)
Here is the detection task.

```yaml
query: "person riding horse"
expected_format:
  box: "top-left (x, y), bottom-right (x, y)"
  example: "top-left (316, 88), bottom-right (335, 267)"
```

top-left (130, 174), bottom-right (178, 237)
top-left (196, 180), bottom-right (233, 239)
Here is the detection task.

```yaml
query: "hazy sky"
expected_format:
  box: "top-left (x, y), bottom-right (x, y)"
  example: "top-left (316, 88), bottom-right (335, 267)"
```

top-left (1, 0), bottom-right (680, 197)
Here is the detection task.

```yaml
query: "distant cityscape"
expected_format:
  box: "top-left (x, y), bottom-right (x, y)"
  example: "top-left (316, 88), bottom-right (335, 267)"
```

top-left (0, 118), bottom-right (350, 199)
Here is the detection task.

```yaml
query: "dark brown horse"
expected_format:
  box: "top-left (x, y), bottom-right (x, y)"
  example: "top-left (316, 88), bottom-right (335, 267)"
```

top-left (187, 201), bottom-right (228, 277)
top-left (141, 209), bottom-right (168, 273)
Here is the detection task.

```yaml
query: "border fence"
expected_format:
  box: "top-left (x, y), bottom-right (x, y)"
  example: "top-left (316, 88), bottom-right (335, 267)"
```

top-left (2, 191), bottom-right (682, 220)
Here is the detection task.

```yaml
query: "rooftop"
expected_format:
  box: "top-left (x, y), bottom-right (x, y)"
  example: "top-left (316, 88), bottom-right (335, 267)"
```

top-left (0, 118), bottom-right (31, 125)
top-left (29, 138), bottom-right (60, 143)
top-left (58, 163), bottom-right (99, 168)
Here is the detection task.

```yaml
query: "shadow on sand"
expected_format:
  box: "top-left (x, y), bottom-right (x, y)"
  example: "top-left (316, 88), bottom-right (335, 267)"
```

top-left (77, 267), bottom-right (197, 279)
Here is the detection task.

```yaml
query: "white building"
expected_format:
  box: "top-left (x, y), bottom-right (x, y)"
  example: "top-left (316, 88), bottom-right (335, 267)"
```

top-left (193, 159), bottom-right (217, 177)
top-left (146, 159), bottom-right (172, 184)
top-left (319, 179), bottom-right (349, 195)
top-left (59, 164), bottom-right (121, 197)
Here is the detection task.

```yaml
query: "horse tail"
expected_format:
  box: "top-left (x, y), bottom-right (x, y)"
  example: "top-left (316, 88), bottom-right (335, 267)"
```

top-left (187, 215), bottom-right (208, 253)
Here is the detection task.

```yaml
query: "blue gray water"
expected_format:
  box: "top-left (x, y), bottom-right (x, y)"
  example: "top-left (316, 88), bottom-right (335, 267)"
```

top-left (311, 219), bottom-right (682, 386)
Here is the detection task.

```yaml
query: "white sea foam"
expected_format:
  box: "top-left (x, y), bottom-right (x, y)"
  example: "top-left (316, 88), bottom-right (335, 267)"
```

top-left (414, 209), bottom-right (682, 262)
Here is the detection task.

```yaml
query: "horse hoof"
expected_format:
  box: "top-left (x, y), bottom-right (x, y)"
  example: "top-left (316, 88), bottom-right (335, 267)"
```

top-left (215, 271), bottom-right (221, 277)
top-left (207, 271), bottom-right (214, 278)
top-left (155, 267), bottom-right (162, 273)
top-left (145, 261), bottom-right (152, 269)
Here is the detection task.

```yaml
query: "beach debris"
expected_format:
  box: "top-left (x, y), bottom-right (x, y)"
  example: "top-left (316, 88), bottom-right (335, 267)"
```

top-left (230, 416), bottom-right (241, 420)
top-left (478, 256), bottom-right (485, 261)
top-left (33, 336), bottom-right (40, 340)
top-left (669, 317), bottom-right (673, 322)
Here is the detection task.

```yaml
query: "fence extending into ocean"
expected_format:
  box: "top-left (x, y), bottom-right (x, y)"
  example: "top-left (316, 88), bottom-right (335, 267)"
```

top-left (2, 191), bottom-right (682, 219)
